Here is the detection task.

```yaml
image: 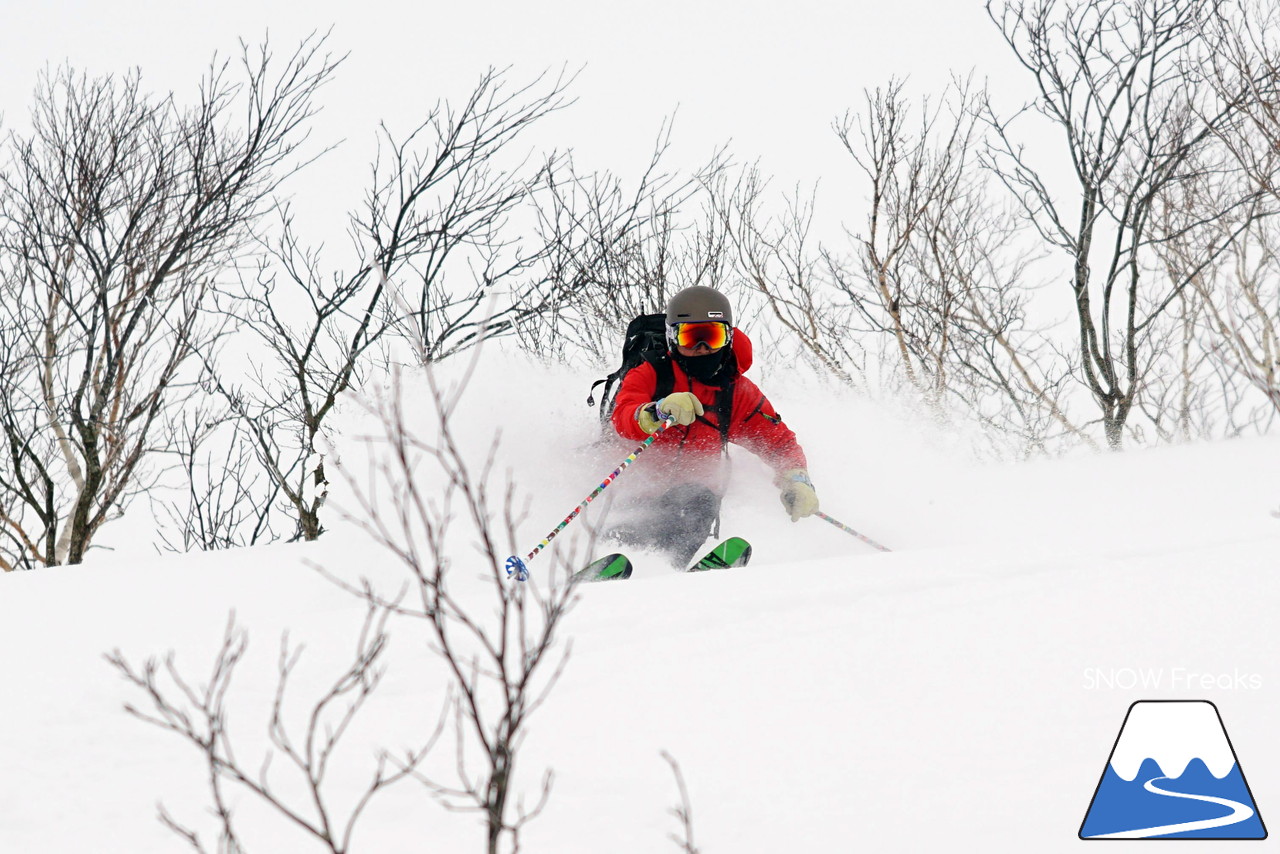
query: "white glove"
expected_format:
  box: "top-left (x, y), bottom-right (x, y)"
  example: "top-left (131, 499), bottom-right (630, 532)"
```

top-left (777, 469), bottom-right (819, 522)
top-left (637, 392), bottom-right (704, 433)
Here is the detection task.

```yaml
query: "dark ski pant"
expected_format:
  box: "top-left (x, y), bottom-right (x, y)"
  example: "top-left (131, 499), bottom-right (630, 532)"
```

top-left (606, 483), bottom-right (721, 567)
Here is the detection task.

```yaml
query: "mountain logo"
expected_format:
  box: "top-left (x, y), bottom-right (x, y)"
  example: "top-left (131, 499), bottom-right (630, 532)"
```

top-left (1080, 700), bottom-right (1266, 840)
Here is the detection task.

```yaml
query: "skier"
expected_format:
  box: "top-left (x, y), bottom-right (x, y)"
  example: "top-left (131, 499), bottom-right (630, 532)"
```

top-left (604, 286), bottom-right (819, 567)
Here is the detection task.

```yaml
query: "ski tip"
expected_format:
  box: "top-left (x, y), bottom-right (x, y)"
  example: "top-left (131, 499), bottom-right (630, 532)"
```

top-left (571, 553), bottom-right (633, 583)
top-left (687, 537), bottom-right (753, 572)
top-left (604, 560), bottom-right (634, 581)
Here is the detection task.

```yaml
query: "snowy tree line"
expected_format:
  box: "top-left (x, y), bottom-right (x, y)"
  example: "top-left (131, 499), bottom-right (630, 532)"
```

top-left (1, 0), bottom-right (1279, 569)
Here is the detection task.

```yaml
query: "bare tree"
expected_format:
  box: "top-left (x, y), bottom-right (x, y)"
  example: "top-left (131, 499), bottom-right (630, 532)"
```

top-left (1203, 0), bottom-right (1280, 202)
top-left (151, 409), bottom-right (283, 552)
top-left (109, 606), bottom-right (436, 854)
top-left (523, 122), bottom-right (730, 367)
top-left (111, 343), bottom-right (578, 853)
top-left (0, 36), bottom-right (338, 568)
top-left (1181, 0), bottom-right (1280, 427)
top-left (858, 77), bottom-right (1085, 449)
top-left (983, 0), bottom-right (1271, 448)
top-left (835, 78), bottom-right (976, 403)
top-left (1197, 222), bottom-right (1280, 426)
top-left (710, 164), bottom-right (864, 386)
top-left (325, 355), bottom-right (579, 854)
top-left (1150, 205), bottom-right (1280, 436)
top-left (210, 67), bottom-right (576, 544)
top-left (378, 68), bottom-right (580, 362)
top-left (720, 78), bottom-right (1082, 454)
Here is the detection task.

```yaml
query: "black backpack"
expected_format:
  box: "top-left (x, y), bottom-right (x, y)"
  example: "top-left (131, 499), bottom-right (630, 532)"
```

top-left (587, 313), bottom-right (676, 424)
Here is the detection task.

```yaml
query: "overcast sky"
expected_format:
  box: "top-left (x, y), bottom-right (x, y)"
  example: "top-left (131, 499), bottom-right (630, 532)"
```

top-left (2, 0), bottom-right (1024, 237)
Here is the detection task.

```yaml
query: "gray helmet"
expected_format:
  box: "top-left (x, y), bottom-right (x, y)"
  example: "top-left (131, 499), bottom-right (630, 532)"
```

top-left (665, 286), bottom-right (733, 326)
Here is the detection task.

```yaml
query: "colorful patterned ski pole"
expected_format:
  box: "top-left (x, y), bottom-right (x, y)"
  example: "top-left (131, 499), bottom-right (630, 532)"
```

top-left (506, 416), bottom-right (675, 581)
top-left (815, 511), bottom-right (892, 552)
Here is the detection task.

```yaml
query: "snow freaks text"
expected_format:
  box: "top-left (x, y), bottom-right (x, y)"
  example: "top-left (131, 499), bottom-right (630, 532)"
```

top-left (1083, 668), bottom-right (1263, 691)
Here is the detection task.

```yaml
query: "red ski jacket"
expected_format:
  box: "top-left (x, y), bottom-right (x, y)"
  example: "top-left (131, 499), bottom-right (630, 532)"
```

top-left (611, 329), bottom-right (808, 491)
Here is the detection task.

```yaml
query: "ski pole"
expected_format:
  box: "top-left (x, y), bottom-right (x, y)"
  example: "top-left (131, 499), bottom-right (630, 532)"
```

top-left (815, 511), bottom-right (892, 552)
top-left (505, 416), bottom-right (675, 581)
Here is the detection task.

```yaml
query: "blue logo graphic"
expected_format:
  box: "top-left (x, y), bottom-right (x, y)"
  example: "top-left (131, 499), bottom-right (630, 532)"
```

top-left (1080, 700), bottom-right (1266, 839)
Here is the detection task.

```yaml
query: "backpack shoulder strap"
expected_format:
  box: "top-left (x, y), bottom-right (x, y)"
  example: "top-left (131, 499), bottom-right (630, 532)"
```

top-left (687, 350), bottom-right (738, 450)
top-left (713, 374), bottom-right (736, 450)
top-left (653, 355), bottom-right (675, 402)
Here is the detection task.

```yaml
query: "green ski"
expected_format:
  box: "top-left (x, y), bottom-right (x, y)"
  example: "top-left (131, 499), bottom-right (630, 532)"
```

top-left (573, 538), bottom-right (753, 582)
top-left (687, 537), bottom-right (753, 572)
top-left (571, 553), bottom-right (633, 583)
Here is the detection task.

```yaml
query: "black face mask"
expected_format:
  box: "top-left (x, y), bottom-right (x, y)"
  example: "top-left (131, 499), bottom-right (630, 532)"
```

top-left (673, 347), bottom-right (733, 384)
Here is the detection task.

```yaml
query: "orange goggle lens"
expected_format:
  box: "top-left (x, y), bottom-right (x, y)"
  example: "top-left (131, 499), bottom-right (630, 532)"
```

top-left (672, 322), bottom-right (731, 351)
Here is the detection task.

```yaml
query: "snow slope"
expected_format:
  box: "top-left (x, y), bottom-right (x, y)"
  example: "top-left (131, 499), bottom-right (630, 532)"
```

top-left (1, 355), bottom-right (1277, 852)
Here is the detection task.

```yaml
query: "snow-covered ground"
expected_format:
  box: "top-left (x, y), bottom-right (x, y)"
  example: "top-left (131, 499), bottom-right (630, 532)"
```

top-left (2, 354), bottom-right (1277, 852)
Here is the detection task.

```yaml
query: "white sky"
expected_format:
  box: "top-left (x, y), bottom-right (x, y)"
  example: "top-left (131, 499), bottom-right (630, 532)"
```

top-left (1, 0), bottom-right (1024, 241)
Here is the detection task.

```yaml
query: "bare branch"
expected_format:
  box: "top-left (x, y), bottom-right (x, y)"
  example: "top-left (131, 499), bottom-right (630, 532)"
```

top-left (662, 752), bottom-right (701, 854)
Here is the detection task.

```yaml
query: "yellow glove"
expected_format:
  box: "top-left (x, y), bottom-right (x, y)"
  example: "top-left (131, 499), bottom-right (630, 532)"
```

top-left (637, 392), bottom-right (704, 433)
top-left (777, 469), bottom-right (819, 522)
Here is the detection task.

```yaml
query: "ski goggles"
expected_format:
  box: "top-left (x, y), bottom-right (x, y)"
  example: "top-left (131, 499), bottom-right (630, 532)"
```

top-left (668, 321), bottom-right (732, 351)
